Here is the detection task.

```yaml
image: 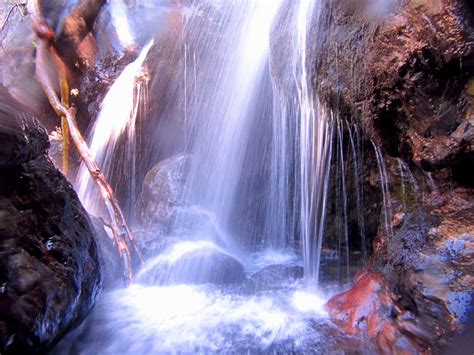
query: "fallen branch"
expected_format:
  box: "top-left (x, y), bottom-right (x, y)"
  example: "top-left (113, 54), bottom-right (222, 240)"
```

top-left (33, 3), bottom-right (143, 285)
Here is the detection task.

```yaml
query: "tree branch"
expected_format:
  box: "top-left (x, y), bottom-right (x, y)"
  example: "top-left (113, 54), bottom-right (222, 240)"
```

top-left (55, 0), bottom-right (107, 70)
top-left (33, 2), bottom-right (143, 285)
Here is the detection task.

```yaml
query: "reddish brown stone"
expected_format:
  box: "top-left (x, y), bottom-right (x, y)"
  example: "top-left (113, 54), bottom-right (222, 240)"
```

top-left (327, 271), bottom-right (431, 354)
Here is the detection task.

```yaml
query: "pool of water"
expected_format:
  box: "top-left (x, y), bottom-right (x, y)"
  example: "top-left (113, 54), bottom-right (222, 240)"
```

top-left (54, 249), bottom-right (368, 354)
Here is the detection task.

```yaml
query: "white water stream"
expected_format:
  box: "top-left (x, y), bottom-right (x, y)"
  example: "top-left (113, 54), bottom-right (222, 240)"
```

top-left (65, 0), bottom-right (348, 353)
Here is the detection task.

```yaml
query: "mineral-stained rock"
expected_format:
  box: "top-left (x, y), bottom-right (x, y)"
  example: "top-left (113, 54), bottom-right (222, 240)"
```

top-left (314, 0), bottom-right (474, 175)
top-left (0, 87), bottom-right (102, 353)
top-left (269, 0), bottom-right (474, 350)
top-left (327, 271), bottom-right (431, 354)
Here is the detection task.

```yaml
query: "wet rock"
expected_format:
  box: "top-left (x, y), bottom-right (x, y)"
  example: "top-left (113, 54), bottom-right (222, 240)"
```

top-left (138, 242), bottom-right (245, 286)
top-left (327, 271), bottom-right (430, 354)
top-left (240, 264), bottom-right (304, 294)
top-left (270, 0), bottom-right (474, 349)
top-left (0, 87), bottom-right (102, 353)
top-left (382, 187), bottom-right (474, 345)
top-left (135, 154), bottom-right (192, 232)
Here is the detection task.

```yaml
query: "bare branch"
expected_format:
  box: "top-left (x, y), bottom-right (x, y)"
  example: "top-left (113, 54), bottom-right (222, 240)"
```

top-left (33, 3), bottom-right (143, 285)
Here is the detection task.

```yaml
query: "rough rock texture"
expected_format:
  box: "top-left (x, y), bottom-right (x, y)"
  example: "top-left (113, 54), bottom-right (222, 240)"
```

top-left (314, 0), bottom-right (474, 181)
top-left (0, 87), bottom-right (102, 353)
top-left (327, 271), bottom-right (431, 354)
top-left (305, 0), bottom-right (474, 351)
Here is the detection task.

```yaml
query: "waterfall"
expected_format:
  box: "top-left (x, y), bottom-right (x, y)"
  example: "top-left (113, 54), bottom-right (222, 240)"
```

top-left (74, 0), bottom-right (339, 287)
top-left (56, 1), bottom-right (349, 352)
top-left (288, 0), bottom-right (334, 284)
top-left (372, 141), bottom-right (393, 238)
top-left (76, 41), bottom-right (153, 215)
top-left (165, 0), bottom-right (284, 253)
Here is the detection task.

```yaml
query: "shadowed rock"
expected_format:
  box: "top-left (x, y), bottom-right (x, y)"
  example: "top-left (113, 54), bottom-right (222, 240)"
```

top-left (0, 87), bottom-right (102, 353)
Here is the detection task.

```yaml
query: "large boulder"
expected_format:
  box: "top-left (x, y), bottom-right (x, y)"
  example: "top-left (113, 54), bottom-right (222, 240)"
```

top-left (137, 241), bottom-right (245, 285)
top-left (0, 87), bottom-right (102, 353)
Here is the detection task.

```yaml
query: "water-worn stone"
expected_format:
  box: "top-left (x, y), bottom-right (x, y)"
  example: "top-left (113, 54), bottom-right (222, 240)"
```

top-left (0, 87), bottom-right (102, 353)
top-left (138, 242), bottom-right (245, 285)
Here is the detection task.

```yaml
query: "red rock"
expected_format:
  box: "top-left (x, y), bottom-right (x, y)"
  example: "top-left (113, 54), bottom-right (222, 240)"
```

top-left (327, 271), bottom-right (430, 354)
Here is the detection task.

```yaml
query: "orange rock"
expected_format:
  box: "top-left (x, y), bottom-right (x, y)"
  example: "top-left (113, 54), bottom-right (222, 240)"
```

top-left (327, 271), bottom-right (431, 354)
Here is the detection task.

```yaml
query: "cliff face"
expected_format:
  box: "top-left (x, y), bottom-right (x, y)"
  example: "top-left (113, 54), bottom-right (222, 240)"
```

top-left (0, 87), bottom-right (102, 353)
top-left (316, 0), bottom-right (474, 168)
top-left (271, 0), bottom-right (473, 351)
top-left (316, 0), bottom-right (474, 350)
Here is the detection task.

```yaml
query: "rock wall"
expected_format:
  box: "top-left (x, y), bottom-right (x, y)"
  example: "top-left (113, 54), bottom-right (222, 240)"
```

top-left (312, 0), bottom-right (474, 351)
top-left (271, 0), bottom-right (473, 351)
top-left (0, 87), bottom-right (102, 353)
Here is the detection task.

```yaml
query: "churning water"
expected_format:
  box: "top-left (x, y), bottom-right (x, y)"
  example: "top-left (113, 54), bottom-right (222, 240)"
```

top-left (66, 0), bottom-right (348, 353)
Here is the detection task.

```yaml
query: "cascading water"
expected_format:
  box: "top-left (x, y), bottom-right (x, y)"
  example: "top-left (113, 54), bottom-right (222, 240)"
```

top-left (348, 121), bottom-right (367, 261)
top-left (285, 0), bottom-right (334, 284)
top-left (169, 0), bottom-right (284, 252)
top-left (77, 40), bottom-right (153, 215)
top-left (372, 141), bottom-right (393, 238)
top-left (60, 0), bottom-right (352, 353)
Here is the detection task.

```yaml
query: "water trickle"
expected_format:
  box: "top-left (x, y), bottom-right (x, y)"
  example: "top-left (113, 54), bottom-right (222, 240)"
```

top-left (397, 158), bottom-right (419, 205)
top-left (336, 118), bottom-right (350, 279)
top-left (372, 141), bottom-right (393, 238)
top-left (426, 172), bottom-right (438, 192)
top-left (348, 122), bottom-right (367, 261)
